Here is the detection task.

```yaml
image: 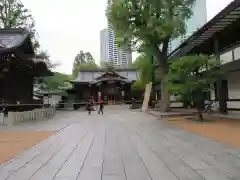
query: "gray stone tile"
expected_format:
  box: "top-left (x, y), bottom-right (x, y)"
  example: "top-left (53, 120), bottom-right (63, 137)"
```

top-left (197, 169), bottom-right (232, 180)
top-left (134, 125), bottom-right (206, 180)
top-left (1, 107), bottom-right (240, 180)
top-left (119, 129), bottom-right (152, 180)
top-left (77, 126), bottom-right (105, 180)
top-left (180, 156), bottom-right (211, 170)
top-left (130, 132), bottom-right (178, 180)
top-left (29, 130), bottom-right (87, 180)
top-left (7, 143), bottom-right (64, 180)
top-left (54, 132), bottom-right (94, 179)
top-left (102, 127), bottom-right (125, 179)
top-left (102, 174), bottom-right (126, 180)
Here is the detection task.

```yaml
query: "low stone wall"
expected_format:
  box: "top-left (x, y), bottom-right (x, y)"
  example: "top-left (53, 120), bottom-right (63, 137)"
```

top-left (0, 108), bottom-right (56, 126)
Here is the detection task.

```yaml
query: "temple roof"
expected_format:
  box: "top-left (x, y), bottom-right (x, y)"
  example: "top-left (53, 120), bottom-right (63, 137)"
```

top-left (0, 28), bottom-right (52, 77)
top-left (71, 68), bottom-right (139, 84)
top-left (0, 28), bottom-right (34, 55)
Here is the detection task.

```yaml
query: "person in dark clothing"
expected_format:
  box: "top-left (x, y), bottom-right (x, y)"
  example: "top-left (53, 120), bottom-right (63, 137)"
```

top-left (87, 100), bottom-right (92, 115)
top-left (98, 100), bottom-right (104, 115)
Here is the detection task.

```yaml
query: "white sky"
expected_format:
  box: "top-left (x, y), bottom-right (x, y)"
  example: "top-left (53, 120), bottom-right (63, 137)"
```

top-left (22, 0), bottom-right (233, 74)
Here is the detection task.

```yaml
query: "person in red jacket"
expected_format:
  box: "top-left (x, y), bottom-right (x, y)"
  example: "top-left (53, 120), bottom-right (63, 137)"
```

top-left (98, 100), bottom-right (104, 115)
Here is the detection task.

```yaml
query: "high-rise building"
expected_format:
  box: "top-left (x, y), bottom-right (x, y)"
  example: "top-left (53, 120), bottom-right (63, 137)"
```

top-left (168, 0), bottom-right (207, 53)
top-left (107, 24), bottom-right (119, 67)
top-left (100, 25), bottom-right (132, 68)
top-left (100, 0), bottom-right (132, 68)
top-left (100, 28), bottom-right (108, 67)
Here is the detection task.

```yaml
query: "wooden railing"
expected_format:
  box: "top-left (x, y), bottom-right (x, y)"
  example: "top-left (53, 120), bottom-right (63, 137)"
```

top-left (0, 107), bottom-right (56, 126)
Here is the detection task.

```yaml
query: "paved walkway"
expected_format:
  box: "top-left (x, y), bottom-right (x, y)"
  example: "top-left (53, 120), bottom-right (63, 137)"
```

top-left (0, 106), bottom-right (240, 180)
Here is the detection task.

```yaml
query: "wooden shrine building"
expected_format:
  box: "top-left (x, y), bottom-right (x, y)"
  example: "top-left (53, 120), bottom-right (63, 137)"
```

top-left (0, 28), bottom-right (51, 111)
top-left (70, 68), bottom-right (139, 104)
top-left (168, 0), bottom-right (240, 113)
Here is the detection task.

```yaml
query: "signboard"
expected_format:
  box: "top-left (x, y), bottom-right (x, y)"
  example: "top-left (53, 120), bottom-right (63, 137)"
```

top-left (142, 82), bottom-right (152, 112)
top-left (98, 92), bottom-right (102, 103)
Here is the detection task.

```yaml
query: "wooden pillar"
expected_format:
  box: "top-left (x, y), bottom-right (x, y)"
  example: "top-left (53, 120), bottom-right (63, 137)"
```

top-left (214, 38), bottom-right (228, 114)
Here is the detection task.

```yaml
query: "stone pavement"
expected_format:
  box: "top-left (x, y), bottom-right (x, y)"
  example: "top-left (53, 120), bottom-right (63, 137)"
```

top-left (0, 106), bottom-right (240, 180)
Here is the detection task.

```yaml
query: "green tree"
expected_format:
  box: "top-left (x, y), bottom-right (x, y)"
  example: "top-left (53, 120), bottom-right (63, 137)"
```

top-left (131, 79), bottom-right (145, 90)
top-left (0, 0), bottom-right (34, 29)
top-left (72, 51), bottom-right (98, 78)
top-left (107, 0), bottom-right (195, 111)
top-left (168, 55), bottom-right (222, 121)
top-left (35, 50), bottom-right (52, 67)
top-left (78, 62), bottom-right (99, 70)
top-left (85, 52), bottom-right (95, 63)
top-left (131, 52), bottom-right (161, 90)
top-left (0, 0), bottom-right (49, 64)
top-left (41, 72), bottom-right (71, 90)
top-left (132, 53), bottom-right (153, 85)
top-left (73, 51), bottom-right (86, 65)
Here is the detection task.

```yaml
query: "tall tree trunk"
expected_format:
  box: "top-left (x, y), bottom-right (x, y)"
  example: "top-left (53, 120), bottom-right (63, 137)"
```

top-left (161, 73), bottom-right (170, 112)
top-left (154, 44), bottom-right (170, 112)
top-left (194, 89), bottom-right (205, 122)
top-left (196, 109), bottom-right (204, 122)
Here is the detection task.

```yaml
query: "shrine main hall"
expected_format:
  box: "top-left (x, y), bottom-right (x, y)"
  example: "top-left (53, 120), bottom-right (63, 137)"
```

top-left (70, 68), bottom-right (139, 104)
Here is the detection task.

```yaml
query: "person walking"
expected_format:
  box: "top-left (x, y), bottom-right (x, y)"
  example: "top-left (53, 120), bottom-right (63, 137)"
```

top-left (98, 100), bottom-right (104, 115)
top-left (87, 100), bottom-right (92, 115)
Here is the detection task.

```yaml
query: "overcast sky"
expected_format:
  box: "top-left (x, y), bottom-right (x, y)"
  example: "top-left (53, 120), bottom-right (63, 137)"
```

top-left (22, 0), bottom-right (233, 74)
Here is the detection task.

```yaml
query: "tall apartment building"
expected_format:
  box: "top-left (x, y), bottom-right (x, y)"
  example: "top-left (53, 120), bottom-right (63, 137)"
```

top-left (100, 28), bottom-right (108, 66)
top-left (100, 0), bottom-right (132, 68)
top-left (100, 26), bottom-right (132, 68)
top-left (168, 0), bottom-right (207, 53)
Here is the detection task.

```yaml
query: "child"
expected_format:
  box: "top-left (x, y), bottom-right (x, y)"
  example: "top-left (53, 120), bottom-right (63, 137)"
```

top-left (87, 100), bottom-right (92, 115)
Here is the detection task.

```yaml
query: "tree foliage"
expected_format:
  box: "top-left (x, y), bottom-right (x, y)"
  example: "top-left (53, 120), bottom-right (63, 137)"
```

top-left (78, 62), bottom-right (99, 70)
top-left (0, 0), bottom-right (34, 30)
top-left (72, 51), bottom-right (97, 78)
top-left (35, 50), bottom-right (58, 68)
top-left (41, 72), bottom-right (71, 90)
top-left (131, 79), bottom-right (145, 90)
top-left (73, 51), bottom-right (95, 65)
top-left (131, 52), bottom-right (161, 91)
top-left (168, 55), bottom-right (222, 121)
top-left (74, 51), bottom-right (86, 65)
top-left (107, 0), bottom-right (195, 111)
top-left (84, 52), bottom-right (95, 63)
top-left (132, 53), bottom-right (153, 84)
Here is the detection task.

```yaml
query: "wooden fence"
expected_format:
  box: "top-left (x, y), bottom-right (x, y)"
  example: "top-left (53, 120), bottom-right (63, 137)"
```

top-left (0, 107), bottom-right (56, 126)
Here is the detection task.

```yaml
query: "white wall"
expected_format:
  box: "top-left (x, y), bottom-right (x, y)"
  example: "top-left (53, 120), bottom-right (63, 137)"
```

top-left (220, 50), bottom-right (233, 64)
top-left (210, 88), bottom-right (215, 101)
top-left (209, 71), bottom-right (240, 111)
top-left (171, 102), bottom-right (184, 108)
top-left (170, 95), bottom-right (183, 108)
top-left (227, 71), bottom-right (240, 110)
top-left (44, 95), bottom-right (62, 106)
